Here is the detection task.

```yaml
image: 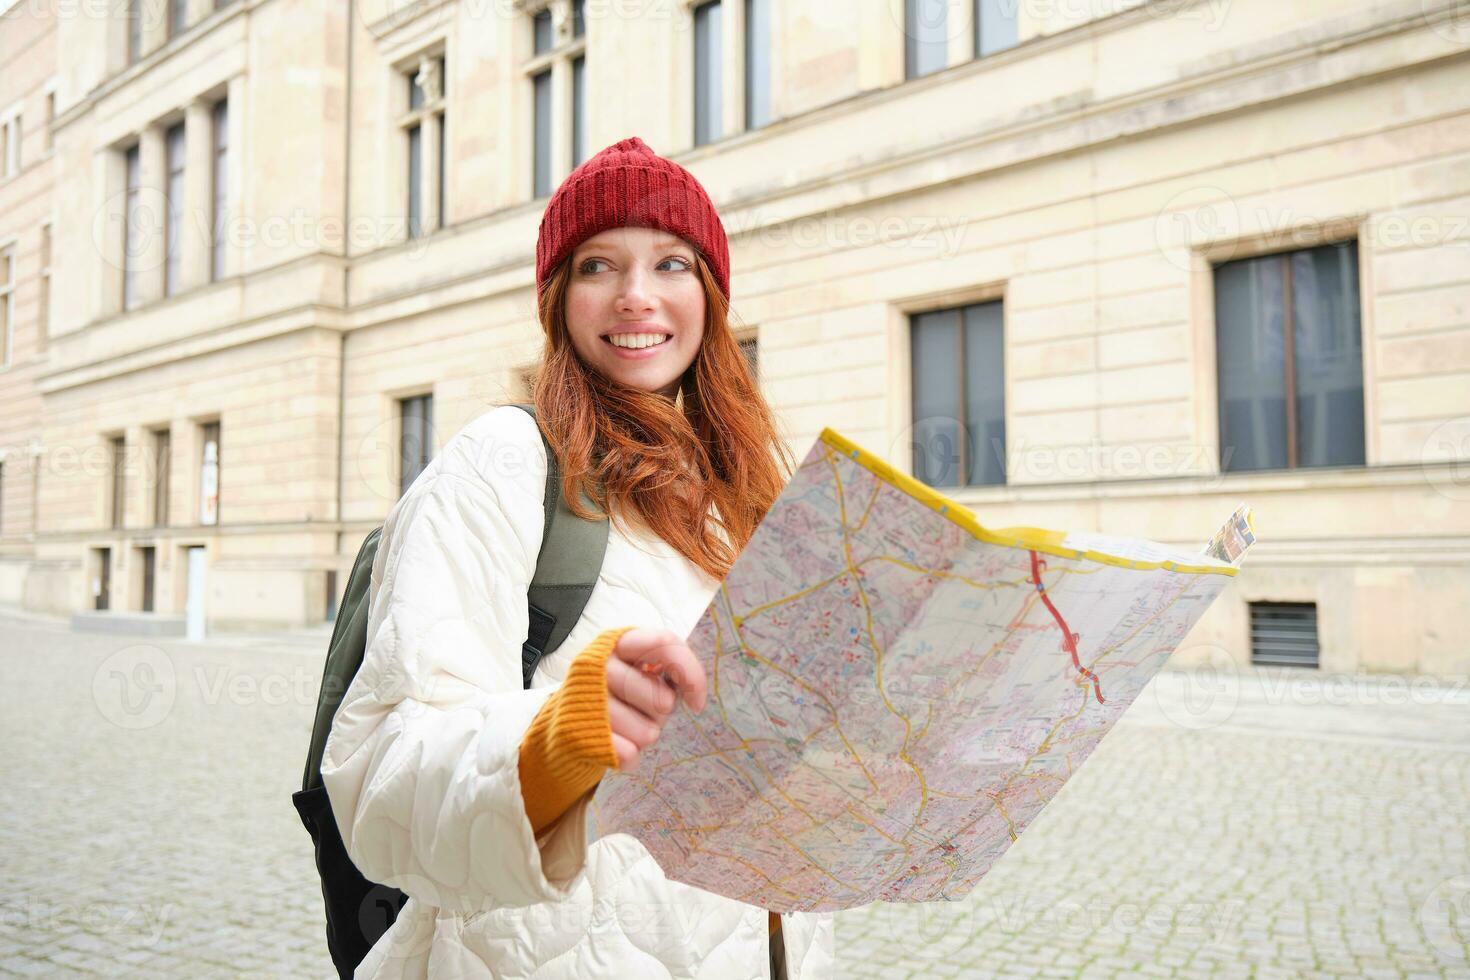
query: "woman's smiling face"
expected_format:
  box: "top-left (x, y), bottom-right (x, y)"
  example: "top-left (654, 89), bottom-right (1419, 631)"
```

top-left (564, 226), bottom-right (707, 398)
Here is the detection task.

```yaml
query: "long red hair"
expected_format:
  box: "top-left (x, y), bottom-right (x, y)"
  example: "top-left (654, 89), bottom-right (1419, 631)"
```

top-left (528, 250), bottom-right (796, 582)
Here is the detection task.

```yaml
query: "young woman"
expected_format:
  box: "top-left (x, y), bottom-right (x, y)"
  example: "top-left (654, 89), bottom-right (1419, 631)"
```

top-left (321, 137), bottom-right (836, 978)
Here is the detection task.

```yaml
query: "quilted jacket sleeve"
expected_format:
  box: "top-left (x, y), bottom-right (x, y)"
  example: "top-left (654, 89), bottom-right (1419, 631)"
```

top-left (319, 406), bottom-right (595, 915)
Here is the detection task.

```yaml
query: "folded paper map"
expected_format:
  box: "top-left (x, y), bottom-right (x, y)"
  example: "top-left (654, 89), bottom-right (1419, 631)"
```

top-left (589, 428), bottom-right (1251, 912)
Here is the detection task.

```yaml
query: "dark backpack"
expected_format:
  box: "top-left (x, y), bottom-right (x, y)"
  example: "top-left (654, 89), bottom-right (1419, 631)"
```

top-left (290, 403), bottom-right (610, 980)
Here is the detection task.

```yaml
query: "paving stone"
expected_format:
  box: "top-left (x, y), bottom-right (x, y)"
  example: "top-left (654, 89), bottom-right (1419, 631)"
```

top-left (4, 618), bottom-right (1470, 977)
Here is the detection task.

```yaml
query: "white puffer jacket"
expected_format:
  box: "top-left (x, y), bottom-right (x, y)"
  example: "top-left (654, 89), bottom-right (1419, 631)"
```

top-left (321, 404), bottom-right (836, 979)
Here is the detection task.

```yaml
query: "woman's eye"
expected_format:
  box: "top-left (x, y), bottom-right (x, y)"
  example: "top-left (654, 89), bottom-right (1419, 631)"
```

top-left (579, 259), bottom-right (607, 274)
top-left (579, 257), bottom-right (691, 274)
top-left (659, 257), bottom-right (693, 272)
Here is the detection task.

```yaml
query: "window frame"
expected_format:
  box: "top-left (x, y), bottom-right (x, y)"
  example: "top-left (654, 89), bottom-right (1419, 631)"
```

top-left (904, 0), bottom-right (949, 80)
top-left (37, 223), bottom-right (50, 350)
top-left (122, 142), bottom-right (142, 312)
top-left (974, 0), bottom-right (1020, 59)
top-left (1211, 239), bottom-right (1367, 474)
top-left (109, 434), bottom-right (127, 530)
top-left (693, 0), bottom-right (723, 147)
top-left (524, 0), bottom-right (587, 199)
top-left (211, 98), bottom-right (229, 281)
top-left (163, 120), bottom-right (186, 297)
top-left (199, 420), bottom-right (221, 526)
top-left (743, 0), bottom-right (772, 131)
top-left (399, 51), bottom-right (447, 239)
top-left (152, 427), bottom-right (172, 528)
top-left (908, 300), bottom-right (1007, 488)
top-left (397, 393), bottom-right (435, 498)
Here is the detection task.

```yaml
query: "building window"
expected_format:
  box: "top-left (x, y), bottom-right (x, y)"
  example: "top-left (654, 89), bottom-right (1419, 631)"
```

top-left (532, 70), bottom-right (553, 197)
top-left (693, 1), bottom-right (722, 147)
top-left (738, 334), bottom-right (758, 378)
top-left (38, 223), bottom-right (50, 350)
top-left (744, 0), bottom-right (771, 130)
top-left (164, 121), bottom-right (185, 296)
top-left (199, 421), bottom-right (220, 525)
top-left (127, 0), bottom-right (143, 63)
top-left (110, 435), bottom-right (127, 529)
top-left (43, 92), bottom-right (55, 153)
top-left (0, 245), bottom-right (12, 367)
top-left (572, 55), bottom-right (587, 168)
top-left (152, 428), bottom-right (171, 527)
top-left (528, 0), bottom-right (587, 197)
top-left (123, 143), bottom-right (141, 311)
top-left (139, 546), bottom-right (157, 612)
top-left (399, 394), bottom-right (434, 497)
top-left (211, 99), bottom-right (228, 280)
top-left (0, 113), bottom-right (19, 178)
top-left (1215, 241), bottom-right (1364, 473)
top-left (905, 0), bottom-right (948, 80)
top-left (975, 0), bottom-right (1018, 57)
top-left (168, 0), bottom-right (186, 38)
top-left (910, 300), bottom-right (1006, 487)
top-left (404, 54), bottom-right (446, 239)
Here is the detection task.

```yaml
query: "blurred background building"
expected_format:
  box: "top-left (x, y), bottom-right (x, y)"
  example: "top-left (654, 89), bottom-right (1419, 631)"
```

top-left (0, 0), bottom-right (1466, 673)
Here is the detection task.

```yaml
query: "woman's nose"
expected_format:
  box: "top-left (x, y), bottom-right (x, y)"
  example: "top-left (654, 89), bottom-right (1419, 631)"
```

top-left (617, 266), bottom-right (655, 311)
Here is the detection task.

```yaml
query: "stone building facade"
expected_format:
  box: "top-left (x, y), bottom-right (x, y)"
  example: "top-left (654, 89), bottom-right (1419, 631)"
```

top-left (1, 0), bottom-right (1467, 673)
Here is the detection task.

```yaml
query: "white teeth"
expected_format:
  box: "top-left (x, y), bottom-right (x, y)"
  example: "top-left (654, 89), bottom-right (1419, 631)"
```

top-left (608, 333), bottom-right (671, 349)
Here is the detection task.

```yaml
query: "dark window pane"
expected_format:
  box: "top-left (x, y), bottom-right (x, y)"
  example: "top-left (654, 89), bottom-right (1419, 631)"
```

top-left (976, 0), bottom-right (1018, 56)
top-left (436, 111), bottom-right (446, 225)
top-left (400, 396), bottom-right (434, 497)
top-left (572, 56), bottom-right (586, 167)
top-left (407, 123), bottom-right (422, 237)
top-left (129, 0), bottom-right (143, 61)
top-left (745, 0), bottom-right (771, 130)
top-left (533, 70), bottom-right (552, 197)
top-left (1291, 243), bottom-right (1364, 467)
top-left (409, 70), bottom-right (424, 110)
top-left (1216, 254), bottom-right (1288, 471)
top-left (905, 0), bottom-right (947, 79)
top-left (573, 0), bottom-right (585, 37)
top-left (123, 145), bottom-right (141, 310)
top-left (739, 336), bottom-right (758, 377)
top-left (694, 1), bottom-right (723, 146)
top-left (170, 0), bottom-right (186, 36)
top-left (964, 301), bottom-right (1006, 486)
top-left (911, 309), bottom-right (964, 487)
top-left (533, 8), bottom-right (554, 55)
top-left (212, 100), bottom-right (228, 280)
top-left (165, 123), bottom-right (185, 296)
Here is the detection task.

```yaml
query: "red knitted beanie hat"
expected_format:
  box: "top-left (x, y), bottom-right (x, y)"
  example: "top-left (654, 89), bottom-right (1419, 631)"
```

top-left (535, 136), bottom-right (731, 304)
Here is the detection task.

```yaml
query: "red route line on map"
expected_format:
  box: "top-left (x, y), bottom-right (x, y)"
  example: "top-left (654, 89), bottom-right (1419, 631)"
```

top-left (1028, 550), bottom-right (1106, 706)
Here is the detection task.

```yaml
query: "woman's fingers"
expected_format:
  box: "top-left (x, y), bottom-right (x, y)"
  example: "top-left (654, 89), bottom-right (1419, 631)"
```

top-left (610, 731), bottom-right (640, 771)
top-left (611, 629), bottom-right (708, 714)
top-left (606, 656), bottom-right (677, 718)
top-left (608, 696), bottom-right (662, 750)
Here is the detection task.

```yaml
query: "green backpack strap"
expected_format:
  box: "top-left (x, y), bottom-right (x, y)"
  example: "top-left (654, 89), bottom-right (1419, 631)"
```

top-left (511, 403), bottom-right (611, 688)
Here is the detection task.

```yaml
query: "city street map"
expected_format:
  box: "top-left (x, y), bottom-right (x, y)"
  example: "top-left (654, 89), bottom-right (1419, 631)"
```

top-left (590, 428), bottom-right (1251, 912)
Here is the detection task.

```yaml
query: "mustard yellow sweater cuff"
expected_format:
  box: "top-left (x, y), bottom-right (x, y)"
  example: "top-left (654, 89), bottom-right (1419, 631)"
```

top-left (518, 626), bottom-right (634, 835)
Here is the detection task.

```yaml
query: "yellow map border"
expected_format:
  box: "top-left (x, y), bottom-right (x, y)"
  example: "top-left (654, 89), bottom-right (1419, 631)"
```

top-left (819, 428), bottom-right (1238, 578)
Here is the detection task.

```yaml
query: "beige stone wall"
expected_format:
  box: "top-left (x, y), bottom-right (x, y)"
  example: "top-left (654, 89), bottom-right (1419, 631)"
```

top-left (0, 0), bottom-right (57, 605)
top-left (4, 0), bottom-right (1467, 672)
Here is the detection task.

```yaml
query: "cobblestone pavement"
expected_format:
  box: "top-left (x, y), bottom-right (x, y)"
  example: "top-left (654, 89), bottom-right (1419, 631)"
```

top-left (1, 610), bottom-right (1467, 978)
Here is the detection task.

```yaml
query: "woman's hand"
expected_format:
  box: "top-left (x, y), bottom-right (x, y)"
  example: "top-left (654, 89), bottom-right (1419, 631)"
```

top-left (605, 628), bottom-right (708, 771)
